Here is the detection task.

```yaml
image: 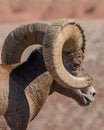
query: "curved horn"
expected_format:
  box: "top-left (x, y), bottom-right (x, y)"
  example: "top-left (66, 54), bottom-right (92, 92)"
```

top-left (1, 19), bottom-right (92, 89)
top-left (43, 19), bottom-right (92, 89)
top-left (1, 22), bottom-right (49, 64)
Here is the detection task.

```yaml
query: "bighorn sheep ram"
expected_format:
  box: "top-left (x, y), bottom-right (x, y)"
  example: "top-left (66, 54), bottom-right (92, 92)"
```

top-left (0, 19), bottom-right (96, 130)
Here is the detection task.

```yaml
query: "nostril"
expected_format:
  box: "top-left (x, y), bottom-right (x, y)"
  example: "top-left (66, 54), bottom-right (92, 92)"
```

top-left (89, 87), bottom-right (96, 97)
top-left (92, 92), bottom-right (96, 96)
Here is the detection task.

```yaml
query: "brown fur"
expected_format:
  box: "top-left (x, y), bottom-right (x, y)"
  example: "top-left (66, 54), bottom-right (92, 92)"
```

top-left (0, 48), bottom-right (95, 130)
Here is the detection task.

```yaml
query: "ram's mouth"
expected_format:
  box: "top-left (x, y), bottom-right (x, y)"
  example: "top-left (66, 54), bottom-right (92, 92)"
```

top-left (81, 94), bottom-right (95, 106)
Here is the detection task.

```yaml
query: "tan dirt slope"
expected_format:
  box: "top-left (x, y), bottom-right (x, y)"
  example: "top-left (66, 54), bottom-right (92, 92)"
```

top-left (0, 20), bottom-right (104, 130)
top-left (0, 0), bottom-right (104, 23)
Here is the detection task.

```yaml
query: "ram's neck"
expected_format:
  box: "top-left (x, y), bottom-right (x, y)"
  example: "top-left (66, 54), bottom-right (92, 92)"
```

top-left (1, 49), bottom-right (54, 122)
top-left (9, 51), bottom-right (53, 121)
top-left (25, 71), bottom-right (53, 121)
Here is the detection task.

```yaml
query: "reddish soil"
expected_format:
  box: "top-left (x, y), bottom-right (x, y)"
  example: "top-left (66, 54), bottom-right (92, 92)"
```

top-left (0, 0), bottom-right (104, 24)
top-left (0, 0), bottom-right (104, 130)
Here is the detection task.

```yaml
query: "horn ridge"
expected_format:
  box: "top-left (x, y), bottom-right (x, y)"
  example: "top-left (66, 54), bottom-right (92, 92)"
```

top-left (43, 18), bottom-right (92, 89)
top-left (1, 22), bottom-right (49, 64)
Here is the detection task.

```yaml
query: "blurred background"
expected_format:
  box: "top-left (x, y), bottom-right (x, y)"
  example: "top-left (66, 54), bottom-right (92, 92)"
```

top-left (0, 0), bottom-right (104, 23)
top-left (0, 0), bottom-right (104, 130)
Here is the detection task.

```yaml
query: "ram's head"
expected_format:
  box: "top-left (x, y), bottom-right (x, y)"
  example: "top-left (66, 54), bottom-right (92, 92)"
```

top-left (61, 49), bottom-right (95, 106)
top-left (1, 19), bottom-right (95, 106)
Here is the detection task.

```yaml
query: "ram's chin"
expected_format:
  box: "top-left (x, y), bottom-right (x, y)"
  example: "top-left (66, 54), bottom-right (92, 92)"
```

top-left (78, 95), bottom-right (94, 106)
